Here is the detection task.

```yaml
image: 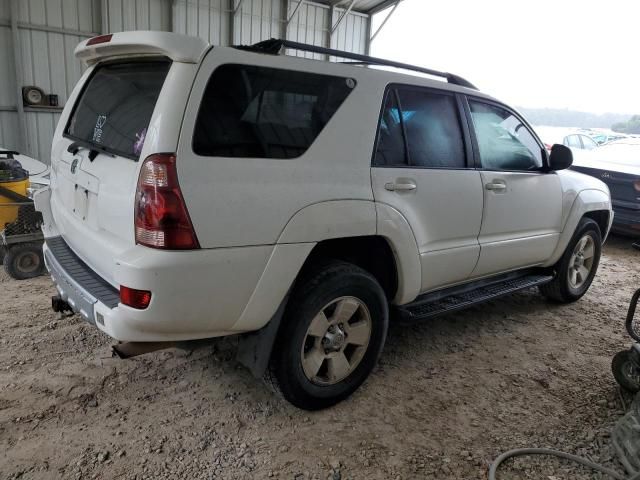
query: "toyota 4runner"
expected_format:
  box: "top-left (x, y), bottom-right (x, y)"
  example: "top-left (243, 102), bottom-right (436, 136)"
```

top-left (35, 32), bottom-right (613, 410)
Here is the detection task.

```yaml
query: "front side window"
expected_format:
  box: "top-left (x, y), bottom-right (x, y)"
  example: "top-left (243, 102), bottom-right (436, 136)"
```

top-left (66, 60), bottom-right (171, 159)
top-left (469, 100), bottom-right (543, 171)
top-left (373, 87), bottom-right (466, 169)
top-left (193, 64), bottom-right (355, 159)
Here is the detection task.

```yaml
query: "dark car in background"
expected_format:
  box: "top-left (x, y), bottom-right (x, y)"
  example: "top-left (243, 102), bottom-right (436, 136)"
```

top-left (571, 138), bottom-right (640, 236)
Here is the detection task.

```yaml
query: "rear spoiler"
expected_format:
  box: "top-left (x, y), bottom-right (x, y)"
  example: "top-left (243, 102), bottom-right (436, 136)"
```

top-left (75, 31), bottom-right (211, 65)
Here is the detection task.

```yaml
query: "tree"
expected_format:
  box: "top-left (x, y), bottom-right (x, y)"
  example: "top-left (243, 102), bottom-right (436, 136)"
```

top-left (612, 115), bottom-right (640, 134)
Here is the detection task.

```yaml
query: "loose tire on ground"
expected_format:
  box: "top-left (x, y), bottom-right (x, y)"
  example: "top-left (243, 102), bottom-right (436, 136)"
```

top-left (3, 243), bottom-right (45, 280)
top-left (540, 217), bottom-right (602, 303)
top-left (265, 261), bottom-right (389, 410)
top-left (611, 350), bottom-right (640, 393)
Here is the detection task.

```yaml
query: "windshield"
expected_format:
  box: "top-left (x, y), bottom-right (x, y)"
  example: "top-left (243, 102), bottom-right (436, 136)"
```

top-left (65, 60), bottom-right (171, 160)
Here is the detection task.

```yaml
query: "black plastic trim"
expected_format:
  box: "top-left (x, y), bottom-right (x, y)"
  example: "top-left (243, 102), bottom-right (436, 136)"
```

top-left (396, 269), bottom-right (554, 322)
top-left (46, 236), bottom-right (119, 309)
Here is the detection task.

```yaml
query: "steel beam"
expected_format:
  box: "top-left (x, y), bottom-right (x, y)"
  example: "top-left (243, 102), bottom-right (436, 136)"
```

top-left (285, 0), bottom-right (305, 27)
top-left (369, 0), bottom-right (399, 42)
top-left (0, 19), bottom-right (99, 38)
top-left (8, 0), bottom-right (28, 154)
top-left (329, 0), bottom-right (357, 35)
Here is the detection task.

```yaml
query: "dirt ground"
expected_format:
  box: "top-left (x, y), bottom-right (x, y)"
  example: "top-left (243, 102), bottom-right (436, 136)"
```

top-left (1, 236), bottom-right (639, 480)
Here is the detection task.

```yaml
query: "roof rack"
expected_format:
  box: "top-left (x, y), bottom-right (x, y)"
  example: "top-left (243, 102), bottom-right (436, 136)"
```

top-left (234, 38), bottom-right (477, 90)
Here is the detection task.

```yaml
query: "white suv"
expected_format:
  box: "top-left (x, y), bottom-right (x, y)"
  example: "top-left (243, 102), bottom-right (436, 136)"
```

top-left (35, 32), bottom-right (613, 410)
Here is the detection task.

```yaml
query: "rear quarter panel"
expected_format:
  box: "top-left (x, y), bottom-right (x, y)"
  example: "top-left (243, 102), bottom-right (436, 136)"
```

top-left (175, 47), bottom-right (384, 249)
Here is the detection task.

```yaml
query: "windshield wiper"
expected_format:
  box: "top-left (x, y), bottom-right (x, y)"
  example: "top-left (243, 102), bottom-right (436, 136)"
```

top-left (67, 141), bottom-right (109, 161)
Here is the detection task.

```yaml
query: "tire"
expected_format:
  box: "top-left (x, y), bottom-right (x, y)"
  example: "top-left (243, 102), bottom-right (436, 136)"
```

top-left (612, 350), bottom-right (640, 393)
top-left (4, 243), bottom-right (45, 280)
top-left (539, 218), bottom-right (602, 303)
top-left (266, 261), bottom-right (389, 410)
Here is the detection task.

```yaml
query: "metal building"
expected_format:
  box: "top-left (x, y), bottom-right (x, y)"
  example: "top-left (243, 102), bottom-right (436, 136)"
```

top-left (0, 0), bottom-right (400, 164)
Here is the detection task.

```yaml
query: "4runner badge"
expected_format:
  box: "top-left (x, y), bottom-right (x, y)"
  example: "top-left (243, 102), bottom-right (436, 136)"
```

top-left (71, 158), bottom-right (79, 174)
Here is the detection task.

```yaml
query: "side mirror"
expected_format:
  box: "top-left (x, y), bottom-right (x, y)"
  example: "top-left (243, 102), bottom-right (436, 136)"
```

top-left (548, 144), bottom-right (573, 171)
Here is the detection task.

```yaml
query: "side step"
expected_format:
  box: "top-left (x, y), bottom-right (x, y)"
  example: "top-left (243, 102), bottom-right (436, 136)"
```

top-left (395, 271), bottom-right (554, 323)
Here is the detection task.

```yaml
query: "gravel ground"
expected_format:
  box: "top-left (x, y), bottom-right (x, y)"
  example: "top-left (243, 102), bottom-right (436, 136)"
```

top-left (1, 235), bottom-right (639, 480)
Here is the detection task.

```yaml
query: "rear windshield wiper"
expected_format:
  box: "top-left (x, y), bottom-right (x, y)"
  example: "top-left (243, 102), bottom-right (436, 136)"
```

top-left (67, 140), bottom-right (114, 162)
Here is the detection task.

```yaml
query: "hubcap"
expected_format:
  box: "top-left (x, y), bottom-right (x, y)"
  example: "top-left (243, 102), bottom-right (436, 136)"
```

top-left (568, 234), bottom-right (595, 289)
top-left (301, 296), bottom-right (372, 386)
top-left (17, 252), bottom-right (39, 274)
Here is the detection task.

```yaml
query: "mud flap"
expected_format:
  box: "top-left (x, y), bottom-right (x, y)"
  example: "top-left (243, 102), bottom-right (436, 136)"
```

top-left (236, 296), bottom-right (288, 378)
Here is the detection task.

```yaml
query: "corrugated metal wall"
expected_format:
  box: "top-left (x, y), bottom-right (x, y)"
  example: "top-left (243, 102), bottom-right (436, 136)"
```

top-left (0, 0), bottom-right (372, 164)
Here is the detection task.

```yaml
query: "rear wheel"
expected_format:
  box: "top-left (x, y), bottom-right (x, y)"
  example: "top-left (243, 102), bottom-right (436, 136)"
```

top-left (4, 243), bottom-right (44, 280)
top-left (540, 218), bottom-right (602, 303)
top-left (266, 261), bottom-right (388, 410)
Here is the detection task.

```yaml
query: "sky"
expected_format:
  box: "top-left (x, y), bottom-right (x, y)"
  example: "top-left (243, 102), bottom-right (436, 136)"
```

top-left (370, 0), bottom-right (640, 115)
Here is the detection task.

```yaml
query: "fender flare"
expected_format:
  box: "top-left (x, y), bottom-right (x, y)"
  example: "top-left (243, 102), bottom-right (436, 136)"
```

top-left (544, 188), bottom-right (612, 266)
top-left (276, 199), bottom-right (377, 244)
top-left (375, 203), bottom-right (422, 305)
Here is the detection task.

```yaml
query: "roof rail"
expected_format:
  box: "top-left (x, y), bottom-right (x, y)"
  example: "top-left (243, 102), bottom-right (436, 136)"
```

top-left (234, 38), bottom-right (477, 90)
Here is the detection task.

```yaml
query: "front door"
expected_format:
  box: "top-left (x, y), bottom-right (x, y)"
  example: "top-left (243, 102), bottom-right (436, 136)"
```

top-left (371, 86), bottom-right (484, 293)
top-left (466, 99), bottom-right (563, 277)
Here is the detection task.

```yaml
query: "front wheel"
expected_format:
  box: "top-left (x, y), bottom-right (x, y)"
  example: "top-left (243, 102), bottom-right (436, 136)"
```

top-left (266, 261), bottom-right (388, 410)
top-left (540, 218), bottom-right (602, 303)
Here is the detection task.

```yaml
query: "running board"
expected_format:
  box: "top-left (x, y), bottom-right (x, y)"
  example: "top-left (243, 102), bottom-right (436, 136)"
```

top-left (395, 271), bottom-right (554, 323)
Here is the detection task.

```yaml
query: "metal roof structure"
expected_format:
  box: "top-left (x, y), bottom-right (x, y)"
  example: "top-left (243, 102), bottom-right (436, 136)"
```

top-left (319, 0), bottom-right (403, 14)
top-left (0, 0), bottom-right (404, 161)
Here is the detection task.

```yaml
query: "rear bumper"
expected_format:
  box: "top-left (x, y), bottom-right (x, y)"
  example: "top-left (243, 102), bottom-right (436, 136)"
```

top-left (44, 237), bottom-right (119, 324)
top-left (43, 236), bottom-right (273, 342)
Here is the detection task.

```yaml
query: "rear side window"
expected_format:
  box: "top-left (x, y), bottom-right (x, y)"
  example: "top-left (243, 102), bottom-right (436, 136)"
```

top-left (66, 60), bottom-right (171, 160)
top-left (192, 64), bottom-right (355, 159)
top-left (373, 86), bottom-right (466, 168)
top-left (375, 92), bottom-right (406, 166)
top-left (398, 89), bottom-right (465, 168)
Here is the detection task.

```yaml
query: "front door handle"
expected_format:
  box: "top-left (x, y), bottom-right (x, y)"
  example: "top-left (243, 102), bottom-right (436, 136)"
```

top-left (385, 180), bottom-right (417, 192)
top-left (485, 180), bottom-right (507, 192)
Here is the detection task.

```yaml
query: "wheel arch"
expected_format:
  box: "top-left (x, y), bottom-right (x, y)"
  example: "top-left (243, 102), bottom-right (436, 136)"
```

top-left (544, 188), bottom-right (612, 267)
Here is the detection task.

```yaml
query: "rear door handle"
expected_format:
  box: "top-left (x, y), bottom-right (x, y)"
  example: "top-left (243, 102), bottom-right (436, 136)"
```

top-left (485, 181), bottom-right (507, 192)
top-left (385, 180), bottom-right (417, 192)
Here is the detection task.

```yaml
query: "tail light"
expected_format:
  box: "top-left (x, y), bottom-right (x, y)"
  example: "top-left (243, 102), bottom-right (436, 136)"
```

top-left (120, 286), bottom-right (152, 309)
top-left (86, 34), bottom-right (113, 46)
top-left (135, 153), bottom-right (200, 250)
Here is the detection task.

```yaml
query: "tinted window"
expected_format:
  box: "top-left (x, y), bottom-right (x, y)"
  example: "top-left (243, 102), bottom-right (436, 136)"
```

top-left (373, 87), bottom-right (465, 168)
top-left (374, 91), bottom-right (407, 166)
top-left (193, 64), bottom-right (355, 159)
top-left (398, 89), bottom-right (465, 168)
top-left (66, 60), bottom-right (171, 159)
top-left (469, 101), bottom-right (543, 171)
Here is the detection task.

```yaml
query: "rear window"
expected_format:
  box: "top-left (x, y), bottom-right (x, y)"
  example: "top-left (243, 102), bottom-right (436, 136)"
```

top-left (65, 60), bottom-right (171, 160)
top-left (192, 64), bottom-right (356, 159)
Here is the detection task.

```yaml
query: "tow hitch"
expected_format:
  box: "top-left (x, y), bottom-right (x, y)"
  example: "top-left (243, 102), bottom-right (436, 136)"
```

top-left (51, 295), bottom-right (73, 314)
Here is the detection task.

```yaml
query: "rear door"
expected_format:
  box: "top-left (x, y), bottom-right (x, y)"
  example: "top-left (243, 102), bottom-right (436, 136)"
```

top-left (371, 85), bottom-right (484, 293)
top-left (466, 98), bottom-right (563, 277)
top-left (50, 59), bottom-right (172, 283)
